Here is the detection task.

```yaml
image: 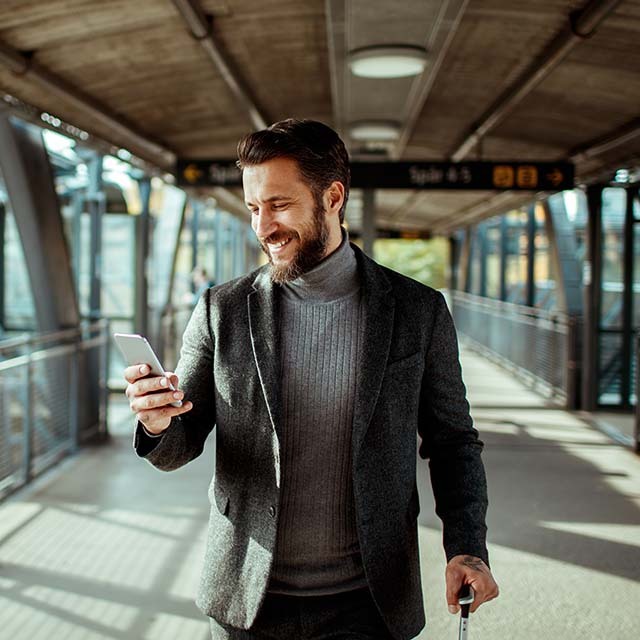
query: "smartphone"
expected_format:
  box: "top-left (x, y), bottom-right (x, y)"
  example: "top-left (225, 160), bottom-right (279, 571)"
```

top-left (113, 333), bottom-right (182, 407)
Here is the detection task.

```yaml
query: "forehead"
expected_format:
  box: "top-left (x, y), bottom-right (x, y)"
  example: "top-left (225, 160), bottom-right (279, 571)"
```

top-left (242, 157), bottom-right (308, 201)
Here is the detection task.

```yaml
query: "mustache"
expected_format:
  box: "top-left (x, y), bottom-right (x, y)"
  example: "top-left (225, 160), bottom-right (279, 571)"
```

top-left (260, 230), bottom-right (300, 245)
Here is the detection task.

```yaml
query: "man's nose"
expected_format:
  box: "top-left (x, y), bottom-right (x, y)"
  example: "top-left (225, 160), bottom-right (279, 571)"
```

top-left (253, 208), bottom-right (276, 239)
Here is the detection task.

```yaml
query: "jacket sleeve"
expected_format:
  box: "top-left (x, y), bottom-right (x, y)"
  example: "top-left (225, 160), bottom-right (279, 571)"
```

top-left (418, 291), bottom-right (489, 566)
top-left (133, 289), bottom-right (216, 471)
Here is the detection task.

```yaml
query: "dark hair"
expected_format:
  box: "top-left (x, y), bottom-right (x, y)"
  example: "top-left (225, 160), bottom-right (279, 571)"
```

top-left (236, 119), bottom-right (350, 223)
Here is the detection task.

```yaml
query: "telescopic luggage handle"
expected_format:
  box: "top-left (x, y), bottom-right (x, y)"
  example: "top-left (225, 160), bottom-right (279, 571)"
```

top-left (458, 585), bottom-right (475, 640)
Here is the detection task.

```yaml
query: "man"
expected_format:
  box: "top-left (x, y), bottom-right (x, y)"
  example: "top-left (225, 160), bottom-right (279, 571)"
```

top-left (124, 119), bottom-right (498, 639)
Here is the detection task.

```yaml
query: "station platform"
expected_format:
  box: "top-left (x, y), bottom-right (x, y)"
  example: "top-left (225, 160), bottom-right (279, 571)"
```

top-left (0, 348), bottom-right (638, 640)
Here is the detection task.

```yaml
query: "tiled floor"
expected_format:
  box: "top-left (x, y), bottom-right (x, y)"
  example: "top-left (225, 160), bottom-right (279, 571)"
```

top-left (0, 347), bottom-right (638, 639)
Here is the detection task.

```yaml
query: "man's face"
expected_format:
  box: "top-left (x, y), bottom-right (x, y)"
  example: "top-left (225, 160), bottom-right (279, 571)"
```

top-left (243, 157), bottom-right (330, 283)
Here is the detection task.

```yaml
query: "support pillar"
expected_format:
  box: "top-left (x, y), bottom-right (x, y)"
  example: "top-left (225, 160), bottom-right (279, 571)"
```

top-left (86, 153), bottom-right (104, 321)
top-left (361, 189), bottom-right (376, 257)
top-left (135, 177), bottom-right (151, 336)
top-left (478, 224), bottom-right (487, 298)
top-left (526, 204), bottom-right (536, 308)
top-left (499, 215), bottom-right (508, 302)
top-left (544, 196), bottom-right (584, 409)
top-left (583, 185), bottom-right (603, 411)
top-left (621, 187), bottom-right (634, 407)
top-left (0, 114), bottom-right (79, 330)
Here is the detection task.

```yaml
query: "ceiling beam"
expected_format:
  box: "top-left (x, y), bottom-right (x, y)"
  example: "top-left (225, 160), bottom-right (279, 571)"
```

top-left (428, 191), bottom-right (536, 234)
top-left (171, 0), bottom-right (268, 131)
top-left (393, 0), bottom-right (469, 159)
top-left (570, 116), bottom-right (640, 164)
top-left (0, 40), bottom-right (175, 169)
top-left (450, 0), bottom-right (623, 161)
top-left (325, 0), bottom-right (347, 138)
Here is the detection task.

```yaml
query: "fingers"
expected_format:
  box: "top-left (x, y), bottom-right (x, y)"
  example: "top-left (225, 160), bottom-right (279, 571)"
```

top-left (445, 563), bottom-right (465, 614)
top-left (136, 399), bottom-right (193, 433)
top-left (445, 555), bottom-right (499, 614)
top-left (130, 388), bottom-right (185, 413)
top-left (124, 367), bottom-right (180, 399)
top-left (124, 363), bottom-right (151, 383)
top-left (470, 577), bottom-right (499, 613)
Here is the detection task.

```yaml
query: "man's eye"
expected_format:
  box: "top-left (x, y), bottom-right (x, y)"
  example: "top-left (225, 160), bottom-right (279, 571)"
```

top-left (272, 202), bottom-right (287, 210)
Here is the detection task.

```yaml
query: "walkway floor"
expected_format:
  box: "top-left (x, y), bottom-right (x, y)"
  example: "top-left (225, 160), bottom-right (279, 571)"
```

top-left (0, 347), bottom-right (638, 639)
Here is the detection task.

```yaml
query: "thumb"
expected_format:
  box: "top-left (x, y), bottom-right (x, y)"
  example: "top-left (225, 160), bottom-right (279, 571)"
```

top-left (166, 372), bottom-right (179, 387)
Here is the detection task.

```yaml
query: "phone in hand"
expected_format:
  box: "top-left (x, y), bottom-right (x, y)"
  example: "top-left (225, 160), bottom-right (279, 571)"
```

top-left (113, 333), bottom-right (182, 407)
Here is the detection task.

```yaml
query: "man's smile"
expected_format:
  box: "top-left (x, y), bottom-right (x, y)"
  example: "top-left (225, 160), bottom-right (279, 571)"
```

top-left (265, 235), bottom-right (296, 258)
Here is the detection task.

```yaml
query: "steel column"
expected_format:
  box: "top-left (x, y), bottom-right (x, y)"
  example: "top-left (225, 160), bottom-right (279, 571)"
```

top-left (460, 227), bottom-right (472, 293)
top-left (361, 189), bottom-right (376, 257)
top-left (191, 199), bottom-right (201, 273)
top-left (526, 205), bottom-right (536, 307)
top-left (0, 114), bottom-right (79, 331)
top-left (86, 153), bottom-right (104, 320)
top-left (135, 178), bottom-right (151, 336)
top-left (621, 188), bottom-right (634, 407)
top-left (448, 235), bottom-right (458, 291)
top-left (582, 185), bottom-right (603, 410)
top-left (544, 197), bottom-right (583, 315)
top-left (478, 224), bottom-right (488, 298)
top-left (499, 215), bottom-right (508, 301)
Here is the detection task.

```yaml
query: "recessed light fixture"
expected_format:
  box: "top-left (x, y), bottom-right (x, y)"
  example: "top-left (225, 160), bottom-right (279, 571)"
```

top-left (348, 45), bottom-right (428, 79)
top-left (350, 120), bottom-right (401, 142)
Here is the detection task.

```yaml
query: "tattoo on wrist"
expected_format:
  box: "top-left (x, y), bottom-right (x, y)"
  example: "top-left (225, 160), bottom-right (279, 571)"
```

top-left (462, 556), bottom-right (487, 573)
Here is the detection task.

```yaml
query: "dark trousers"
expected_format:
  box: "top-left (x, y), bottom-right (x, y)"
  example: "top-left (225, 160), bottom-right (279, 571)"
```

top-left (209, 588), bottom-right (394, 639)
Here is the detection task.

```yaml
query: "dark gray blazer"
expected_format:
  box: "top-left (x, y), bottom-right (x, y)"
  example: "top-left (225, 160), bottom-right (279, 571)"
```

top-left (134, 244), bottom-right (488, 640)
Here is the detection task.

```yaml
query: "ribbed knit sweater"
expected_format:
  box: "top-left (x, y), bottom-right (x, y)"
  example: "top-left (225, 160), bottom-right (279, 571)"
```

top-left (268, 234), bottom-right (367, 595)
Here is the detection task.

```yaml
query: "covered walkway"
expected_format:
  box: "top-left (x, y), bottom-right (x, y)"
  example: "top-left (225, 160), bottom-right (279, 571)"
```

top-left (0, 347), bottom-right (638, 640)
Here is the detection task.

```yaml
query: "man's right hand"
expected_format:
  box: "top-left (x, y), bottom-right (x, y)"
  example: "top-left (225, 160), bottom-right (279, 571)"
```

top-left (124, 364), bottom-right (193, 435)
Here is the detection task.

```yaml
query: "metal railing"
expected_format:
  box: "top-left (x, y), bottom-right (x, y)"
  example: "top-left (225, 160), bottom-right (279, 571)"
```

top-left (0, 321), bottom-right (110, 500)
top-left (449, 290), bottom-right (579, 406)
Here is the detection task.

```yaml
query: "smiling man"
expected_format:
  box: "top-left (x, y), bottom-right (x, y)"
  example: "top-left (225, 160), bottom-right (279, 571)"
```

top-left (124, 119), bottom-right (498, 639)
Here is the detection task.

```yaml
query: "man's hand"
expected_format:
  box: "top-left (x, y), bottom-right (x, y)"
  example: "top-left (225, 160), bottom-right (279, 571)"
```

top-left (124, 364), bottom-right (193, 435)
top-left (445, 554), bottom-right (499, 614)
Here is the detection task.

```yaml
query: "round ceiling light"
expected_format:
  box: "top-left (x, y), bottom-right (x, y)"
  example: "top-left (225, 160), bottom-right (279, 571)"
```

top-left (349, 120), bottom-right (401, 142)
top-left (348, 45), bottom-right (428, 79)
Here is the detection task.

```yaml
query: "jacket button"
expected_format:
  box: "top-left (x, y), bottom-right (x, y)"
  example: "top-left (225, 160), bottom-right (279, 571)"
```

top-left (268, 505), bottom-right (276, 518)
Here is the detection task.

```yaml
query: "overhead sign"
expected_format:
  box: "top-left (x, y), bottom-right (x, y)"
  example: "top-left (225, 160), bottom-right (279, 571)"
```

top-left (349, 228), bottom-right (432, 240)
top-left (351, 161), bottom-right (574, 190)
top-left (177, 159), bottom-right (574, 191)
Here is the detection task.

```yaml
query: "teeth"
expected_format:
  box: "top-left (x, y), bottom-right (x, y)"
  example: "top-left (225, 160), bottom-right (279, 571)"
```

top-left (271, 238), bottom-right (290, 248)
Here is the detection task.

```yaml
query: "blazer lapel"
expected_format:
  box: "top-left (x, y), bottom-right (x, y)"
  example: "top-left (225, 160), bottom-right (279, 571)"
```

top-left (247, 270), bottom-right (282, 439)
top-left (351, 246), bottom-right (396, 457)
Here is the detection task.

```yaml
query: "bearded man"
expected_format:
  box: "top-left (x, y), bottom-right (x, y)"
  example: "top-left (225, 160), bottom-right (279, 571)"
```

top-left (124, 119), bottom-right (498, 639)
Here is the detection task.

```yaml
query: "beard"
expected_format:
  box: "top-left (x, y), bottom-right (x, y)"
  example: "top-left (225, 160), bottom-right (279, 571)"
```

top-left (260, 202), bottom-right (330, 284)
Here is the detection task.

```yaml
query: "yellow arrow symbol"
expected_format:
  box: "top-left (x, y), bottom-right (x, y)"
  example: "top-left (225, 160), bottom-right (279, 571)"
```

top-left (183, 163), bottom-right (203, 184)
top-left (546, 169), bottom-right (564, 187)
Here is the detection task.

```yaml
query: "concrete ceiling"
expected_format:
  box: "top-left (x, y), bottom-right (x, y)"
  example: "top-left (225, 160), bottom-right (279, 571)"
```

top-left (0, 0), bottom-right (638, 235)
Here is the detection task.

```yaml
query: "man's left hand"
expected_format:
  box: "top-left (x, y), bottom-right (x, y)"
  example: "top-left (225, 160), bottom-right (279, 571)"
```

top-left (445, 554), bottom-right (499, 614)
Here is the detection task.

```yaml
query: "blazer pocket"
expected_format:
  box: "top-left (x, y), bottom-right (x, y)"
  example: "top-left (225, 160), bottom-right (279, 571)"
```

top-left (385, 350), bottom-right (423, 372)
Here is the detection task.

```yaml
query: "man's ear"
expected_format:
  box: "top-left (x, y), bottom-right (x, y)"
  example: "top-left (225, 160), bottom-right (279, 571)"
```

top-left (323, 181), bottom-right (345, 216)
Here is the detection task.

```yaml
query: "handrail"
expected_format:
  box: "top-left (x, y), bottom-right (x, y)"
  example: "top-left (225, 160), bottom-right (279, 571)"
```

top-left (450, 290), bottom-right (570, 324)
top-left (448, 289), bottom-right (575, 405)
top-left (0, 320), bottom-right (108, 354)
top-left (0, 319), bottom-right (111, 501)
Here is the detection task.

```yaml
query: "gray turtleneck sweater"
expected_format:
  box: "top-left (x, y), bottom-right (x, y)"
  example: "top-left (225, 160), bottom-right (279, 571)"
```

top-left (268, 233), bottom-right (367, 595)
